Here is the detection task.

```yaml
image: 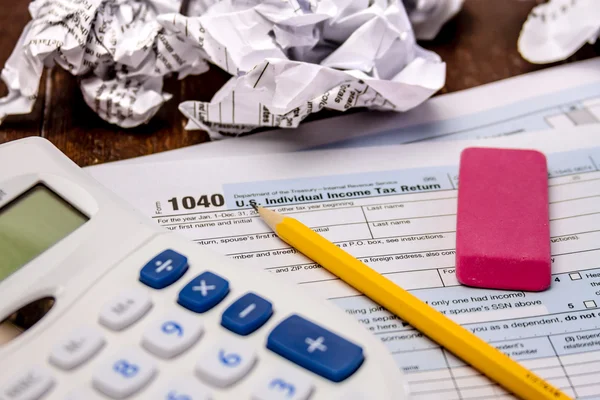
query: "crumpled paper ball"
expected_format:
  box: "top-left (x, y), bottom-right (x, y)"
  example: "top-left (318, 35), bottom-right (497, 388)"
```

top-left (518, 0), bottom-right (600, 64)
top-left (0, 0), bottom-right (454, 137)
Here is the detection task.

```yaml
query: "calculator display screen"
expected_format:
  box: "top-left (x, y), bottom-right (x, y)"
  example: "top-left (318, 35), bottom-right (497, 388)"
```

top-left (0, 185), bottom-right (88, 282)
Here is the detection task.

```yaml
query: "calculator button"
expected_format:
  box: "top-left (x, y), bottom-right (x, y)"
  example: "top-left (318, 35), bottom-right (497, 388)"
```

top-left (65, 387), bottom-right (104, 400)
top-left (99, 288), bottom-right (152, 331)
top-left (266, 314), bottom-right (364, 382)
top-left (140, 249), bottom-right (188, 289)
top-left (0, 366), bottom-right (55, 400)
top-left (251, 367), bottom-right (314, 400)
top-left (93, 348), bottom-right (157, 399)
top-left (195, 338), bottom-right (257, 388)
top-left (154, 377), bottom-right (212, 400)
top-left (49, 326), bottom-right (105, 370)
top-left (178, 272), bottom-right (229, 313)
top-left (338, 393), bottom-right (368, 399)
top-left (221, 292), bottom-right (273, 336)
top-left (142, 310), bottom-right (204, 358)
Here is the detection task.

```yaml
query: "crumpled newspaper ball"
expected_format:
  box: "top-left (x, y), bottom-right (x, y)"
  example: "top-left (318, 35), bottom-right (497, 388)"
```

top-left (518, 0), bottom-right (600, 64)
top-left (0, 0), bottom-right (450, 137)
top-left (0, 0), bottom-right (208, 128)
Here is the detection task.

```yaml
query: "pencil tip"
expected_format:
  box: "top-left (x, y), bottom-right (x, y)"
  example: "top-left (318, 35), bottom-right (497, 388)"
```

top-left (251, 203), bottom-right (259, 211)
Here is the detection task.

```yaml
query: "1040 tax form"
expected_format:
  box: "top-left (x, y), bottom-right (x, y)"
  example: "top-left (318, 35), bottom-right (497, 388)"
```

top-left (90, 126), bottom-right (600, 400)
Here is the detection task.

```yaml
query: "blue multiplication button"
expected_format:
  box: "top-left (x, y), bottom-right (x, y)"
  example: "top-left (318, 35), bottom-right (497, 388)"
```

top-left (177, 272), bottom-right (229, 313)
top-left (221, 292), bottom-right (273, 336)
top-left (139, 249), bottom-right (188, 289)
top-left (267, 314), bottom-right (364, 382)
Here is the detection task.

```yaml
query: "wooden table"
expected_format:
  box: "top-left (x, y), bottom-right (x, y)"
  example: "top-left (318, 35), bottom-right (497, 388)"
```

top-left (0, 0), bottom-right (598, 166)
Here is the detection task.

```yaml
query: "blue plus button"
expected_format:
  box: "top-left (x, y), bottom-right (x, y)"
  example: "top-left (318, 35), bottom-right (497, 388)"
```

top-left (267, 314), bottom-right (364, 382)
top-left (221, 292), bottom-right (273, 336)
top-left (178, 272), bottom-right (229, 313)
top-left (139, 249), bottom-right (188, 289)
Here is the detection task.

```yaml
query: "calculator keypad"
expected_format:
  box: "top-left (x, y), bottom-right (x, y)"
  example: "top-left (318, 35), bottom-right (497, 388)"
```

top-left (178, 271), bottom-right (230, 313)
top-left (99, 289), bottom-right (153, 331)
top-left (92, 348), bottom-right (157, 399)
top-left (7, 248), bottom-right (367, 399)
top-left (141, 311), bottom-right (204, 359)
top-left (195, 338), bottom-right (258, 388)
top-left (49, 326), bottom-right (105, 370)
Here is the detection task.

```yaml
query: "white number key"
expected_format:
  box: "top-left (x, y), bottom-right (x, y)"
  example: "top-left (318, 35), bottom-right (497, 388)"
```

top-left (252, 367), bottom-right (314, 400)
top-left (338, 393), bottom-right (368, 399)
top-left (0, 366), bottom-right (55, 400)
top-left (154, 377), bottom-right (212, 400)
top-left (195, 338), bottom-right (257, 388)
top-left (142, 311), bottom-right (204, 359)
top-left (99, 288), bottom-right (152, 331)
top-left (93, 348), bottom-right (157, 399)
top-left (49, 326), bottom-right (105, 370)
top-left (65, 387), bottom-right (104, 400)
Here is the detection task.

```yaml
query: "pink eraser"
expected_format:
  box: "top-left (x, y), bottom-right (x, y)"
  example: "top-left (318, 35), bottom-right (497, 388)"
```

top-left (456, 147), bottom-right (551, 292)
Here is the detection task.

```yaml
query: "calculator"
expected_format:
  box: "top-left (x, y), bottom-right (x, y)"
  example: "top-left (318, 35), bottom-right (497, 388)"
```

top-left (0, 138), bottom-right (405, 399)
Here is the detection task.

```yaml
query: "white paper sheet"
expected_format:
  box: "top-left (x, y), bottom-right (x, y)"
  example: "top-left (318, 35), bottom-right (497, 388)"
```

top-left (88, 126), bottom-right (600, 399)
top-left (518, 0), bottom-right (600, 64)
top-left (86, 56), bottom-right (600, 169)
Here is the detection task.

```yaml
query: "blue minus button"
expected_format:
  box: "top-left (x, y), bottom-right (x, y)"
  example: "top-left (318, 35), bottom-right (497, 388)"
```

top-left (140, 249), bottom-right (188, 289)
top-left (221, 292), bottom-right (273, 335)
top-left (267, 314), bottom-right (364, 382)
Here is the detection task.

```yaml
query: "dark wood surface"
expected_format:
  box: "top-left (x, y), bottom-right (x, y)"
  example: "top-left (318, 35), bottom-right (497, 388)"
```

top-left (0, 0), bottom-right (598, 166)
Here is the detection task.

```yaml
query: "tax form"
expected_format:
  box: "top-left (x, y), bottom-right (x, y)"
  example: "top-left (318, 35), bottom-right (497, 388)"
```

top-left (89, 126), bottom-right (600, 400)
top-left (87, 56), bottom-right (600, 167)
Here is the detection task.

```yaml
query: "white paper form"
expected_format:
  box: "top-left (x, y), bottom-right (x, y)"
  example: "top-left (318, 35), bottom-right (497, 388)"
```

top-left (87, 57), bottom-right (600, 167)
top-left (90, 126), bottom-right (600, 399)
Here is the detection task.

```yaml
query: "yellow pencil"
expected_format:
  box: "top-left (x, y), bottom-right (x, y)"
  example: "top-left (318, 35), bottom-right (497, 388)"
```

top-left (254, 205), bottom-right (571, 400)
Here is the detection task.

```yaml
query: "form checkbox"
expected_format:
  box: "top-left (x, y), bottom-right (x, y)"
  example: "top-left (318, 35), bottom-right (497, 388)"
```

top-left (584, 300), bottom-right (597, 309)
top-left (569, 273), bottom-right (582, 280)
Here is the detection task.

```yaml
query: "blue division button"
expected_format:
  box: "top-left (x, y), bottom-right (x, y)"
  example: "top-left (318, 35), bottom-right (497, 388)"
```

top-left (221, 292), bottom-right (273, 335)
top-left (139, 249), bottom-right (188, 289)
top-left (178, 272), bottom-right (229, 313)
top-left (266, 315), bottom-right (364, 382)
